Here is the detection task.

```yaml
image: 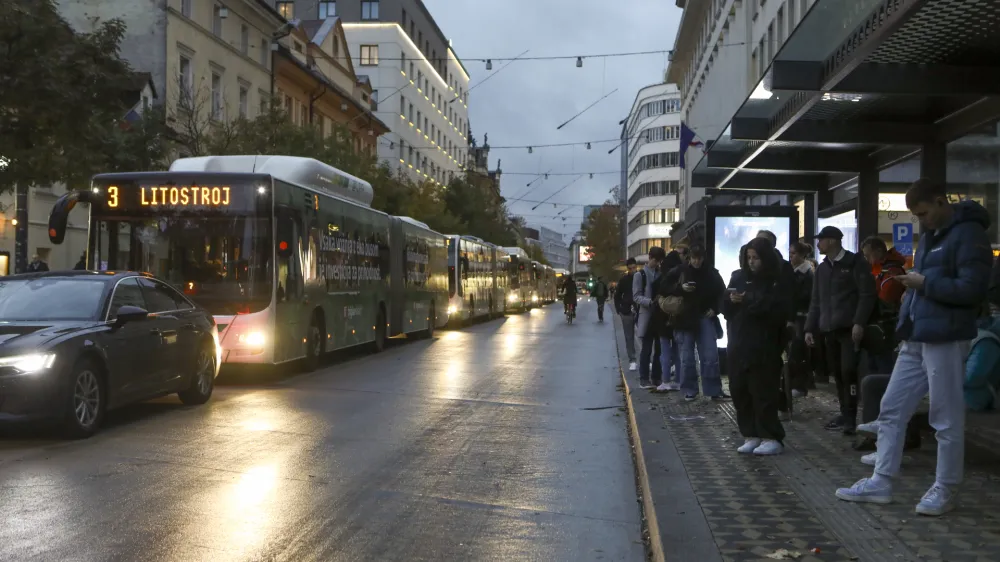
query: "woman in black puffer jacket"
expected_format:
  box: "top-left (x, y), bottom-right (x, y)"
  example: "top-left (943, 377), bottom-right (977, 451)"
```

top-left (723, 237), bottom-right (791, 456)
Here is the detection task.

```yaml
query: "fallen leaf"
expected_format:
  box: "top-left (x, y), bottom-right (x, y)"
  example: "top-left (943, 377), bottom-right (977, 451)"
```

top-left (765, 549), bottom-right (802, 560)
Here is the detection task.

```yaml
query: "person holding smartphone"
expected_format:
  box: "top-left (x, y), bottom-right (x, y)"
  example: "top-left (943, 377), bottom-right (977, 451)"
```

top-left (724, 238), bottom-right (791, 455)
top-left (660, 243), bottom-right (727, 401)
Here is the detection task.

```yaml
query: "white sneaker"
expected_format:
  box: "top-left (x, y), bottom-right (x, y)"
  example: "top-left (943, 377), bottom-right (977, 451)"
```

top-left (655, 383), bottom-right (672, 392)
top-left (861, 452), bottom-right (877, 466)
top-left (628, 362), bottom-right (638, 371)
top-left (737, 438), bottom-right (762, 454)
top-left (753, 439), bottom-right (784, 456)
top-left (791, 389), bottom-right (805, 398)
top-left (665, 381), bottom-right (681, 391)
top-left (857, 421), bottom-right (880, 436)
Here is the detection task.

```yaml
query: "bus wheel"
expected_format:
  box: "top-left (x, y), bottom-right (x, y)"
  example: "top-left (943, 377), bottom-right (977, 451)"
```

top-left (419, 303), bottom-right (436, 339)
top-left (488, 297), bottom-right (495, 318)
top-left (303, 315), bottom-right (325, 372)
top-left (373, 306), bottom-right (387, 353)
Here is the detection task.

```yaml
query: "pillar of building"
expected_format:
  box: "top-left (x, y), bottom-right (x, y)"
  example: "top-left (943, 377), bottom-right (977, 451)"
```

top-left (920, 142), bottom-right (947, 185)
top-left (857, 166), bottom-right (879, 241)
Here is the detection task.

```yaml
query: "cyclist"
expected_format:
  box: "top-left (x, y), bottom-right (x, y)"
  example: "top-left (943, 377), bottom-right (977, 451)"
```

top-left (562, 276), bottom-right (578, 319)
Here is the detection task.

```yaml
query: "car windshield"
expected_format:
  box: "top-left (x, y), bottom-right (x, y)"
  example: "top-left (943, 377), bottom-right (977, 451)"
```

top-left (0, 278), bottom-right (106, 321)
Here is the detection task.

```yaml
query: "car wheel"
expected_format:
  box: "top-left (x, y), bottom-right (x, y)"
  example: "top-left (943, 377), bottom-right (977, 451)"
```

top-left (302, 317), bottom-right (324, 372)
top-left (178, 344), bottom-right (216, 405)
top-left (62, 359), bottom-right (105, 439)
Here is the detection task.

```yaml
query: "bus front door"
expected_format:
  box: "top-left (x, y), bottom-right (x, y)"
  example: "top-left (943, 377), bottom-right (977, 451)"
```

top-left (275, 206), bottom-right (305, 363)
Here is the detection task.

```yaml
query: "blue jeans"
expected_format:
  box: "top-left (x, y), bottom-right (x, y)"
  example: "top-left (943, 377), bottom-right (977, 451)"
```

top-left (676, 317), bottom-right (723, 397)
top-left (639, 335), bottom-right (674, 384)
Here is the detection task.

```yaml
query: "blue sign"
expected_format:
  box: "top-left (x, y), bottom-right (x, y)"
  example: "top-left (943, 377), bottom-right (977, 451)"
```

top-left (893, 223), bottom-right (914, 257)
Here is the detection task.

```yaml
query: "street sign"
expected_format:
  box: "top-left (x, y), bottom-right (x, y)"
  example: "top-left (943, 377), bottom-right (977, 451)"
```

top-left (893, 223), bottom-right (913, 258)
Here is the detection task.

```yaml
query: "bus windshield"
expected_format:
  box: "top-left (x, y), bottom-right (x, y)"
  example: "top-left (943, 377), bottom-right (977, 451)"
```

top-left (90, 215), bottom-right (273, 315)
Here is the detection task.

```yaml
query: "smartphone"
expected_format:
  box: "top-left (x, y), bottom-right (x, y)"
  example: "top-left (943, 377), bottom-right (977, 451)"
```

top-left (726, 287), bottom-right (738, 294)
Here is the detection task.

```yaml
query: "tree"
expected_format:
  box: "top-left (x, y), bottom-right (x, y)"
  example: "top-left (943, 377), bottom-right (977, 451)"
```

top-left (581, 203), bottom-right (623, 279)
top-left (0, 0), bottom-right (137, 192)
top-left (444, 173), bottom-right (516, 246)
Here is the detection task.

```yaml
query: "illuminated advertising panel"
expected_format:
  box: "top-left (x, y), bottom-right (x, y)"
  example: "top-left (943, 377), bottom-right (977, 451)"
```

top-left (578, 245), bottom-right (592, 263)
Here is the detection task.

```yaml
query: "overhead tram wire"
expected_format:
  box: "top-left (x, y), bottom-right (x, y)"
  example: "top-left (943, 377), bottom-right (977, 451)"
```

top-left (452, 49), bottom-right (530, 101)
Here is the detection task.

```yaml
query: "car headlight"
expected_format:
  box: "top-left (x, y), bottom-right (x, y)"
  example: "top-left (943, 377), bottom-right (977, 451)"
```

top-left (0, 353), bottom-right (56, 374)
top-left (237, 331), bottom-right (265, 347)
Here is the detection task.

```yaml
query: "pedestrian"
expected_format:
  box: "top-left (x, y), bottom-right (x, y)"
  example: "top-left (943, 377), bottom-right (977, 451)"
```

top-left (804, 225), bottom-right (876, 435)
top-left (26, 254), bottom-right (49, 272)
top-left (73, 252), bottom-right (86, 270)
top-left (724, 237), bottom-right (790, 455)
top-left (660, 243), bottom-right (727, 401)
top-left (786, 241), bottom-right (814, 399)
top-left (591, 276), bottom-right (609, 322)
top-left (615, 258), bottom-right (639, 370)
top-left (860, 236), bottom-right (907, 373)
top-left (633, 247), bottom-right (670, 390)
top-left (836, 178), bottom-right (992, 516)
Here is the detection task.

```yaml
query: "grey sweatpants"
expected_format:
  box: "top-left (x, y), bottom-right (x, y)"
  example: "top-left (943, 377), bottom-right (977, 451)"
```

top-left (874, 340), bottom-right (971, 486)
top-left (620, 313), bottom-right (637, 362)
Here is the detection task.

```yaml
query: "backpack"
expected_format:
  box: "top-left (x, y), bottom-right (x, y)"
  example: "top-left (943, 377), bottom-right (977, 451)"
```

top-left (656, 271), bottom-right (685, 317)
top-left (965, 322), bottom-right (1000, 411)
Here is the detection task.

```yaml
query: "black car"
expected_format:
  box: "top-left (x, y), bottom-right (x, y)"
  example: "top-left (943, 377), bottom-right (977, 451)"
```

top-left (0, 271), bottom-right (220, 437)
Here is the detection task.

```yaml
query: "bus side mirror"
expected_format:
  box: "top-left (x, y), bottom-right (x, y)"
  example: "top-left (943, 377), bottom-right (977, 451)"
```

top-left (48, 191), bottom-right (91, 244)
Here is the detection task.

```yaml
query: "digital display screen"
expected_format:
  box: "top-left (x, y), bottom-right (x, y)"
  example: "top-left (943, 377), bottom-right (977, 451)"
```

top-left (578, 246), bottom-right (592, 263)
top-left (92, 179), bottom-right (260, 214)
top-left (713, 214), bottom-right (791, 348)
top-left (818, 210), bottom-right (858, 253)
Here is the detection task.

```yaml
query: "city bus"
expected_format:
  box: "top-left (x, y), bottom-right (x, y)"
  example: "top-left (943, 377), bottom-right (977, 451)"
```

top-left (500, 246), bottom-right (535, 311)
top-left (47, 155), bottom-right (449, 369)
top-left (445, 235), bottom-right (506, 323)
top-left (538, 264), bottom-right (557, 303)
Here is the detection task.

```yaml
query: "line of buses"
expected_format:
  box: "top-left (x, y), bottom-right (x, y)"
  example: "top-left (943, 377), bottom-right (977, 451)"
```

top-left (47, 155), bottom-right (569, 371)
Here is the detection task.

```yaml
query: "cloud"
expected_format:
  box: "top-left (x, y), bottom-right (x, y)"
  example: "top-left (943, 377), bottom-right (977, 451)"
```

top-left (423, 0), bottom-right (681, 238)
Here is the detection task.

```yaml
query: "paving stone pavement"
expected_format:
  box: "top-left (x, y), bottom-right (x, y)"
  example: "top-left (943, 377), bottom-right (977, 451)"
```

top-left (636, 374), bottom-right (1000, 562)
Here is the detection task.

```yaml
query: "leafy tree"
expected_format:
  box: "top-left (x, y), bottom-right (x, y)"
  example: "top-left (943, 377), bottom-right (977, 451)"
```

top-left (0, 0), bottom-right (137, 191)
top-left (581, 203), bottom-right (623, 279)
top-left (444, 172), bottom-right (516, 246)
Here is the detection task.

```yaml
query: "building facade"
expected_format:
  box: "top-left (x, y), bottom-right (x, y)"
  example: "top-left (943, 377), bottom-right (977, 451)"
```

top-left (622, 82), bottom-right (682, 259)
top-left (537, 226), bottom-right (569, 270)
top-left (295, 0), bottom-right (472, 184)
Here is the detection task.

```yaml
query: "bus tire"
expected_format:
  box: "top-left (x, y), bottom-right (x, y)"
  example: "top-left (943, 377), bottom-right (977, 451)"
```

top-left (303, 312), bottom-right (325, 372)
top-left (488, 297), bottom-right (495, 319)
top-left (419, 303), bottom-right (436, 339)
top-left (373, 305), bottom-right (387, 353)
top-left (468, 297), bottom-right (475, 322)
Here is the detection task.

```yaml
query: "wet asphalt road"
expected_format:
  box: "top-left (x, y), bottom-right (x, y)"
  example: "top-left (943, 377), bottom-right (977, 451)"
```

top-left (0, 298), bottom-right (643, 562)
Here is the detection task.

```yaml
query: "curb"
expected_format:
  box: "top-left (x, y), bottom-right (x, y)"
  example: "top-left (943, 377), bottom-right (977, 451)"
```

top-left (614, 314), bottom-right (665, 562)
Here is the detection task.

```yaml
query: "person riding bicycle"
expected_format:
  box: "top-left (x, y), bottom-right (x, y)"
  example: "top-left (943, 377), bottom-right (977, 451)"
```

top-left (562, 276), bottom-right (578, 316)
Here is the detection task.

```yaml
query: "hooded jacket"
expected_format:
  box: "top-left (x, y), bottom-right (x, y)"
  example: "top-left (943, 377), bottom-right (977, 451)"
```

top-left (722, 238), bottom-right (790, 368)
top-left (806, 247), bottom-right (876, 334)
top-left (659, 261), bottom-right (726, 332)
top-left (898, 201), bottom-right (993, 343)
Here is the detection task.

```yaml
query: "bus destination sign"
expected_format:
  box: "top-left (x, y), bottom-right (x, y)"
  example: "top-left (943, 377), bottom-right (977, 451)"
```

top-left (105, 185), bottom-right (232, 208)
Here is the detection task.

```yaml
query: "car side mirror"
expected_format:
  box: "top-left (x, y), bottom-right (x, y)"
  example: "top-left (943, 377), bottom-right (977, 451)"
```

top-left (114, 305), bottom-right (149, 327)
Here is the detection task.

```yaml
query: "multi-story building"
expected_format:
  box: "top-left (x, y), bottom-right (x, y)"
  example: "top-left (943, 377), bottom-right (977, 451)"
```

top-left (534, 226), bottom-right (569, 270)
top-left (622, 82), bottom-right (682, 259)
top-left (277, 0), bottom-right (471, 184)
top-left (275, 18), bottom-right (389, 153)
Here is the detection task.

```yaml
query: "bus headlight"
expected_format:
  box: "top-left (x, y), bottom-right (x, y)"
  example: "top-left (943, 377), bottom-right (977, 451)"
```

top-left (238, 331), bottom-right (265, 347)
top-left (531, 295), bottom-right (539, 303)
top-left (447, 305), bottom-right (458, 315)
top-left (509, 294), bottom-right (518, 302)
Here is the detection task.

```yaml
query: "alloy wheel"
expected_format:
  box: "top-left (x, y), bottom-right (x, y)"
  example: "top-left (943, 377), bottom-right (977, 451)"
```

top-left (74, 370), bottom-right (100, 428)
top-left (196, 350), bottom-right (214, 395)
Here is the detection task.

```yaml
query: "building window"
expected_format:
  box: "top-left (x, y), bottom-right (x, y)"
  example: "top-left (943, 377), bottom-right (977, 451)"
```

top-left (180, 0), bottom-right (192, 17)
top-left (360, 45), bottom-right (378, 65)
top-left (211, 71), bottom-right (223, 120)
top-left (284, 94), bottom-right (293, 117)
top-left (178, 55), bottom-right (193, 108)
top-left (259, 89), bottom-right (269, 115)
top-left (410, 21), bottom-right (415, 38)
top-left (300, 104), bottom-right (308, 125)
top-left (276, 1), bottom-right (294, 19)
top-left (261, 38), bottom-right (269, 67)
top-left (240, 25), bottom-right (249, 55)
top-left (238, 84), bottom-right (249, 118)
top-left (361, 0), bottom-right (379, 20)
top-left (318, 1), bottom-right (336, 18)
top-left (408, 103), bottom-right (413, 121)
top-left (212, 5), bottom-right (222, 37)
top-left (776, 7), bottom-right (785, 45)
top-left (293, 41), bottom-right (303, 53)
top-left (371, 89), bottom-right (378, 109)
top-left (409, 62), bottom-right (414, 76)
top-left (789, 0), bottom-right (797, 28)
top-left (417, 110), bottom-right (422, 130)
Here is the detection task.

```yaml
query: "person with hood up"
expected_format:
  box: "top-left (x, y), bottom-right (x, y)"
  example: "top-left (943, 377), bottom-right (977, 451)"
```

top-left (660, 243), bottom-right (727, 401)
top-left (836, 179), bottom-right (992, 517)
top-left (724, 237), bottom-right (791, 455)
top-left (634, 247), bottom-right (672, 390)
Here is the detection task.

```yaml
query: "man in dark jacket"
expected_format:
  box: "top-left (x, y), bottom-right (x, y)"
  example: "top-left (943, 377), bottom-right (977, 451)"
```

top-left (836, 179), bottom-right (992, 517)
top-left (805, 226), bottom-right (876, 435)
top-left (757, 230), bottom-right (796, 326)
top-left (615, 258), bottom-right (639, 370)
top-left (786, 241), bottom-right (814, 400)
top-left (591, 276), bottom-right (609, 322)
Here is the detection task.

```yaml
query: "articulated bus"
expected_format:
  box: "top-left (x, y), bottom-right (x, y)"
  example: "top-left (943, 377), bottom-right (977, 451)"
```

top-left (445, 235), bottom-right (507, 323)
top-left (47, 156), bottom-right (449, 368)
top-left (500, 246), bottom-right (535, 311)
top-left (537, 264), bottom-right (557, 303)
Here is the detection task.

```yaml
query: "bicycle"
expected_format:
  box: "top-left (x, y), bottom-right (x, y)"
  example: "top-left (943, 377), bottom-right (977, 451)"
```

top-left (564, 302), bottom-right (576, 324)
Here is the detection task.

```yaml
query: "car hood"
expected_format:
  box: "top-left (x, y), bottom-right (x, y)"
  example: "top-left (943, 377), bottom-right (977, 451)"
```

top-left (0, 320), bottom-right (100, 352)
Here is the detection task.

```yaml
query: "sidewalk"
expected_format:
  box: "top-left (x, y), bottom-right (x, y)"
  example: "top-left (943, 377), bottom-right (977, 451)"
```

top-left (614, 314), bottom-right (1000, 562)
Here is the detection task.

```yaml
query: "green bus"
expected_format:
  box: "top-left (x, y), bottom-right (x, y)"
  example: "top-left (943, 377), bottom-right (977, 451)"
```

top-left (47, 156), bottom-right (449, 369)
